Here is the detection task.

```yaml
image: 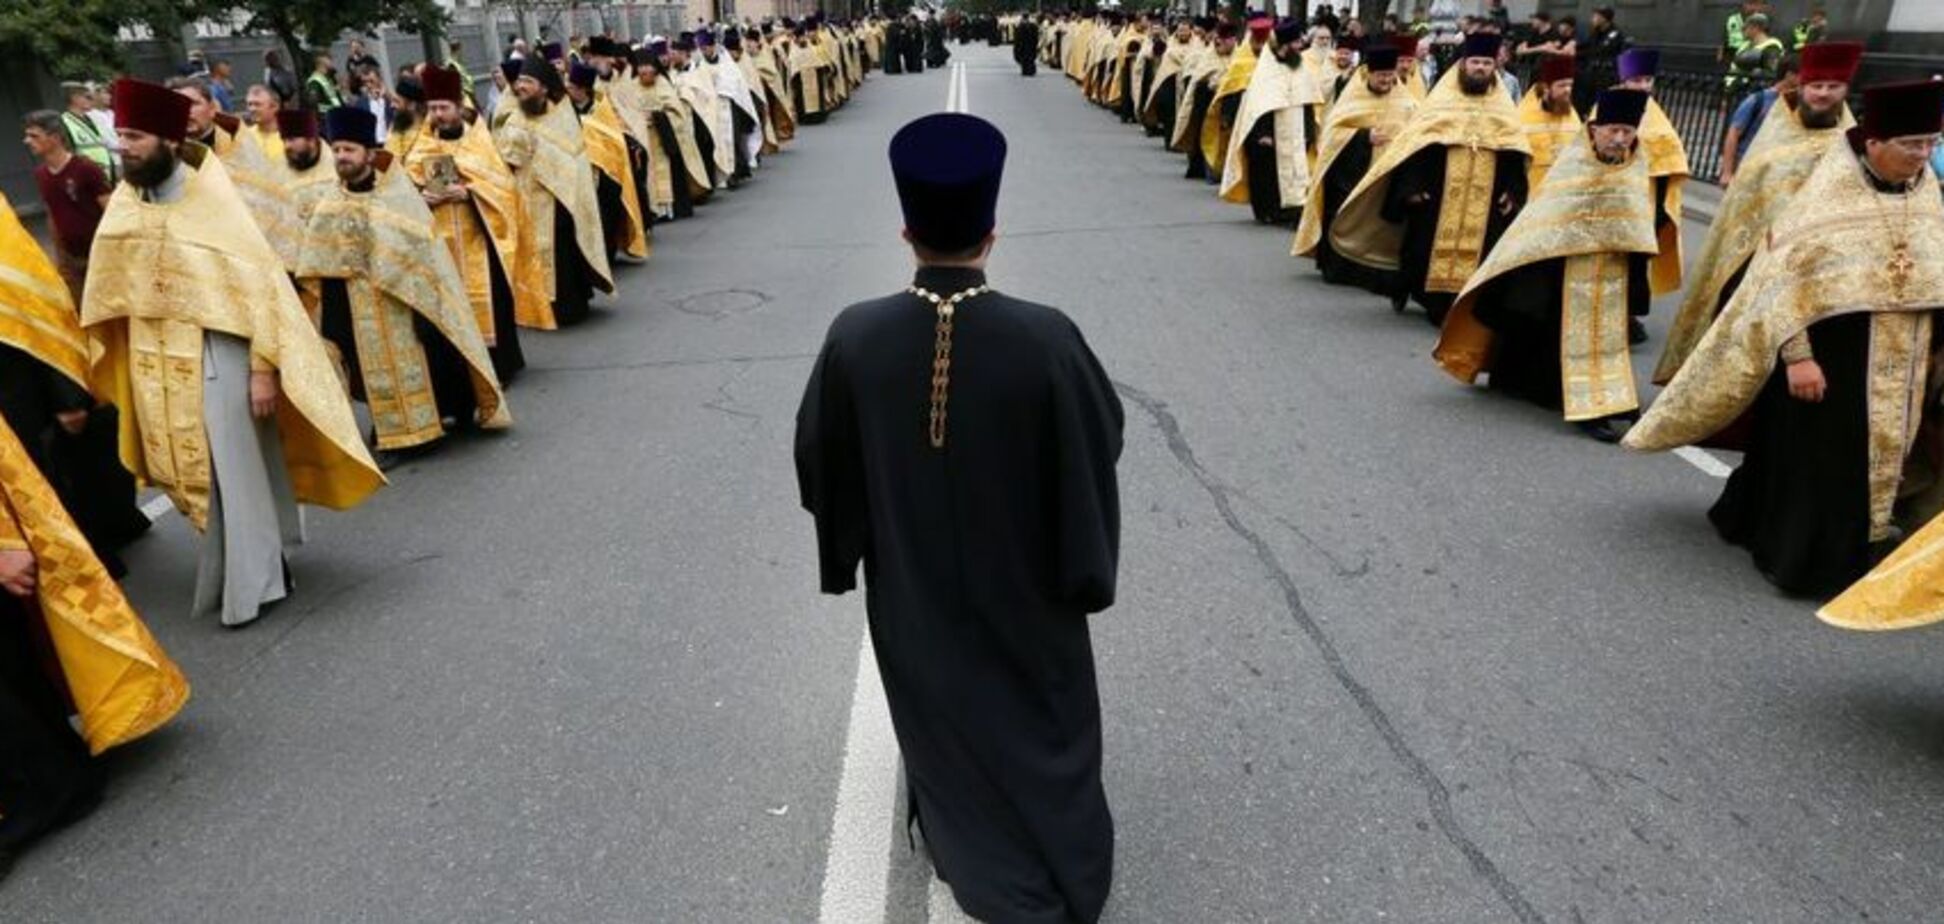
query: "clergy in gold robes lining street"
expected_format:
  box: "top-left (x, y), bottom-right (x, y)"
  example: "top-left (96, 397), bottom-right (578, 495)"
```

top-left (1625, 79), bottom-right (1944, 598)
top-left (85, 79), bottom-right (384, 628)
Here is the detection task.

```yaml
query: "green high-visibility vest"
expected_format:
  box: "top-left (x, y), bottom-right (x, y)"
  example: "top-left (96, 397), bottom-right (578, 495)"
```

top-left (61, 111), bottom-right (115, 181)
top-left (307, 72), bottom-right (344, 108)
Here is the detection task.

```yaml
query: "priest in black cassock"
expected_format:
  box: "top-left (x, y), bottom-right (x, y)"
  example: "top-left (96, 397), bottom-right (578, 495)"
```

top-left (795, 113), bottom-right (1123, 924)
top-left (1014, 16), bottom-right (1040, 76)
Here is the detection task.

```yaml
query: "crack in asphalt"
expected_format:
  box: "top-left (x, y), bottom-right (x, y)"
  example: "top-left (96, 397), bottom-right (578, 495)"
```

top-left (1114, 380), bottom-right (1544, 924)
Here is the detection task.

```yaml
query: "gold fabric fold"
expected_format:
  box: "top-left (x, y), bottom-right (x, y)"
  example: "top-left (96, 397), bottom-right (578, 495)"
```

top-left (1220, 54), bottom-right (1326, 208)
top-left (212, 125), bottom-right (304, 272)
top-left (1327, 68), bottom-right (1530, 274)
top-left (404, 115), bottom-right (554, 331)
top-left (1651, 103), bottom-right (1853, 384)
top-left (1819, 512), bottom-right (1944, 631)
top-left (1200, 44), bottom-right (1259, 171)
top-left (1435, 139), bottom-right (1659, 419)
top-left (82, 146), bottom-right (384, 529)
top-left (1624, 146), bottom-right (1944, 539)
top-left (0, 416), bottom-right (188, 754)
top-left (294, 162), bottom-right (511, 448)
top-left (583, 95), bottom-right (650, 261)
top-left (754, 52), bottom-right (798, 143)
top-left (1169, 44), bottom-right (1219, 153)
top-left (1292, 71), bottom-right (1420, 257)
top-left (0, 192), bottom-right (89, 389)
top-left (273, 147), bottom-right (339, 224)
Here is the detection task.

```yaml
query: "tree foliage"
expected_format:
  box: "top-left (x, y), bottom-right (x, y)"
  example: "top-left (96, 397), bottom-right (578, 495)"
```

top-left (0, 0), bottom-right (451, 81)
top-left (226, 0), bottom-right (449, 69)
top-left (0, 0), bottom-right (203, 79)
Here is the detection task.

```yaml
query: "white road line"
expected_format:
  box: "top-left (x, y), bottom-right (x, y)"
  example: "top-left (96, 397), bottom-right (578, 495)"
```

top-left (956, 61), bottom-right (970, 114)
top-left (815, 633), bottom-right (901, 924)
top-left (141, 494), bottom-right (177, 522)
top-left (1674, 446), bottom-right (1733, 479)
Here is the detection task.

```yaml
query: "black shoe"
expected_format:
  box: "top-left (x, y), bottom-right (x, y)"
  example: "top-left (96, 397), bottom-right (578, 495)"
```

top-left (1574, 419), bottom-right (1622, 443)
top-left (1629, 318), bottom-right (1648, 345)
top-left (1390, 290), bottom-right (1409, 314)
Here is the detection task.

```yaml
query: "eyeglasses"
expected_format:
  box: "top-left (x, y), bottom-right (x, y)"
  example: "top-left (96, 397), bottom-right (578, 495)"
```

top-left (1887, 135), bottom-right (1942, 154)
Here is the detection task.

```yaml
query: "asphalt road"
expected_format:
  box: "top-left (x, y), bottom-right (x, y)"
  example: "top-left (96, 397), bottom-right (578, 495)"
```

top-left (8, 45), bottom-right (1944, 923)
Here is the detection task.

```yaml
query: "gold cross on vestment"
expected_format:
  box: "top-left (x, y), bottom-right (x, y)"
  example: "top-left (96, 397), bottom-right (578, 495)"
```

top-left (1888, 241), bottom-right (1917, 296)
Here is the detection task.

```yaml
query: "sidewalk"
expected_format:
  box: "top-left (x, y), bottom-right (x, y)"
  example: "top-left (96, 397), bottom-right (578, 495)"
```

top-left (1683, 180), bottom-right (1725, 226)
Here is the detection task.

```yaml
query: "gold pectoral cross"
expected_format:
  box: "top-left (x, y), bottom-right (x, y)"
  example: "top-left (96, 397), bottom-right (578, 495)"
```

top-left (1888, 241), bottom-right (1917, 296)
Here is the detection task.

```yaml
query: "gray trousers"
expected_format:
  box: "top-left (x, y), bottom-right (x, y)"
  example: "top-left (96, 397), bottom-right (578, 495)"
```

top-left (190, 333), bottom-right (304, 627)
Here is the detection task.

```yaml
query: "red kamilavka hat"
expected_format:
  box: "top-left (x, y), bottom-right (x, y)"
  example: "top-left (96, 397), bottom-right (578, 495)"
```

top-left (112, 77), bottom-right (191, 143)
top-left (1799, 41), bottom-right (1864, 85)
top-left (1539, 55), bottom-right (1576, 85)
top-left (421, 65), bottom-right (466, 104)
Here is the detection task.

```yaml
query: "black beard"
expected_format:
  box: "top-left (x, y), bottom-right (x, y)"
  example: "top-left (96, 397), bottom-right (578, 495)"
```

top-left (285, 148), bottom-right (319, 171)
top-left (123, 144), bottom-right (179, 189)
top-left (1800, 102), bottom-right (1842, 130)
top-left (518, 94), bottom-right (549, 117)
top-left (435, 120), bottom-right (465, 140)
top-left (1542, 95), bottom-right (1571, 115)
top-left (1366, 80), bottom-right (1391, 96)
top-left (1459, 70), bottom-right (1495, 96)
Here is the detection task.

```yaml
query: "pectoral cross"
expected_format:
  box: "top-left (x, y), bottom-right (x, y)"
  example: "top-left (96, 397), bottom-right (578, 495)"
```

top-left (1888, 240), bottom-right (1917, 296)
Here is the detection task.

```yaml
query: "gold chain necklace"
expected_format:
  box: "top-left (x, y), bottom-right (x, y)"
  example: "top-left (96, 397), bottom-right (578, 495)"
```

top-left (908, 283), bottom-right (991, 449)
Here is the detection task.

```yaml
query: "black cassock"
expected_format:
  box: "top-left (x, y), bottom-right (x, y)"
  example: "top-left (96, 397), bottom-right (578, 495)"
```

top-left (796, 266), bottom-right (1122, 924)
top-left (1471, 252), bottom-right (1652, 413)
top-left (0, 345), bottom-right (148, 576)
top-left (1014, 21), bottom-right (1040, 76)
top-left (1183, 81), bottom-right (1216, 180)
top-left (1382, 144), bottom-right (1528, 323)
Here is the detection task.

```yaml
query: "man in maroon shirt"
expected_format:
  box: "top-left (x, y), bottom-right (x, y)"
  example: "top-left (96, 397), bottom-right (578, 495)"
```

top-left (22, 110), bottom-right (111, 305)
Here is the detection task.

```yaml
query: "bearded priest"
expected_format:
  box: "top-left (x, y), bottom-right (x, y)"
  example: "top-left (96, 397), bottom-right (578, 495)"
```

top-left (1292, 43), bottom-right (1420, 295)
top-left (297, 106), bottom-right (511, 461)
top-left (85, 79), bottom-right (384, 628)
top-left (1433, 90), bottom-right (1671, 443)
top-left (500, 56), bottom-right (615, 327)
top-left (1219, 21), bottom-right (1326, 226)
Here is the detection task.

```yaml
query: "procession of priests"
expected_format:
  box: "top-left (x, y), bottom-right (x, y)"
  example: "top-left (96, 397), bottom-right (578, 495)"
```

top-left (1044, 12), bottom-right (1944, 628)
top-left (0, 18), bottom-right (881, 868)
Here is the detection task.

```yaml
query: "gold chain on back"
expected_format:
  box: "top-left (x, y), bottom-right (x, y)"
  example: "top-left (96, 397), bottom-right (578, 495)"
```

top-left (908, 284), bottom-right (991, 449)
